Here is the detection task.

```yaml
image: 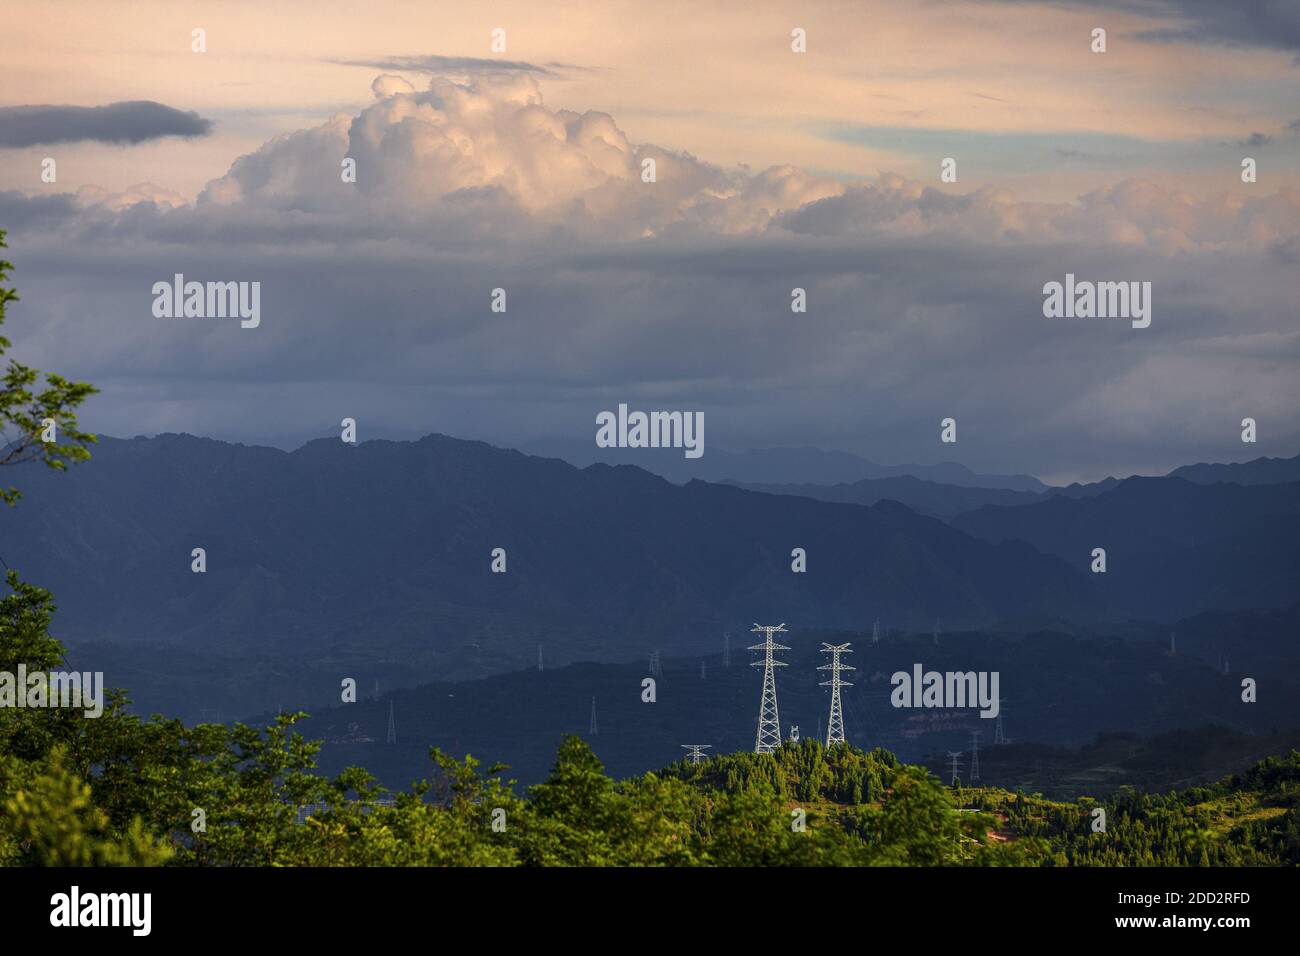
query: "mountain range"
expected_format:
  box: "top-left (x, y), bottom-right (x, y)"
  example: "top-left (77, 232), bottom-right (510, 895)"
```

top-left (1, 433), bottom-right (1100, 679)
top-left (3, 432), bottom-right (1296, 726)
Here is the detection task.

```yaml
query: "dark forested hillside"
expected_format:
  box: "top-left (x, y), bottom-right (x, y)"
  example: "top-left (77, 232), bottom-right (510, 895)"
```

top-left (727, 474), bottom-right (1041, 518)
top-left (2, 433), bottom-right (1105, 683)
top-left (951, 477), bottom-right (1300, 620)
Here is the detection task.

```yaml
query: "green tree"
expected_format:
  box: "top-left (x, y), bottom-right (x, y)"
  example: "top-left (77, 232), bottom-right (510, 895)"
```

top-left (0, 229), bottom-right (97, 505)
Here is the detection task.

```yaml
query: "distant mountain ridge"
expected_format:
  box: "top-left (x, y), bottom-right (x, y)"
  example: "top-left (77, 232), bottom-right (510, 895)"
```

top-left (725, 475), bottom-right (1041, 519)
top-left (1, 432), bottom-right (1102, 684)
top-left (951, 476), bottom-right (1300, 620)
top-left (518, 439), bottom-right (1050, 492)
top-left (1170, 454), bottom-right (1300, 486)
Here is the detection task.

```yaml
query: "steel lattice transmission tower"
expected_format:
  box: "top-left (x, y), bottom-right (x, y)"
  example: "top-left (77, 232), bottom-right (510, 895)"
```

top-left (386, 699), bottom-right (397, 745)
top-left (589, 696), bottom-right (598, 735)
top-left (649, 650), bottom-right (662, 678)
top-left (947, 750), bottom-right (964, 786)
top-left (969, 730), bottom-right (981, 782)
top-left (681, 743), bottom-right (712, 765)
top-left (749, 623), bottom-right (790, 754)
top-left (818, 642), bottom-right (855, 747)
top-left (722, 630), bottom-right (731, 668)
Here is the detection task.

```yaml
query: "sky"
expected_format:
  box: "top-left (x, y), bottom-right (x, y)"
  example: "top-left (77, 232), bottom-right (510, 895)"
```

top-left (1, 0), bottom-right (1297, 484)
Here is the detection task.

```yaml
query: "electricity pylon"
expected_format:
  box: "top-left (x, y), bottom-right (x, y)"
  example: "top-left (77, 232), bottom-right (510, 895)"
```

top-left (537, 644), bottom-right (543, 672)
top-left (818, 642), bottom-right (854, 747)
top-left (947, 750), bottom-right (964, 786)
top-left (681, 744), bottom-right (712, 765)
top-left (749, 623), bottom-right (790, 754)
top-left (722, 630), bottom-right (730, 668)
top-left (649, 650), bottom-right (662, 678)
top-left (872, 619), bottom-right (880, 644)
top-left (589, 696), bottom-right (598, 735)
top-left (969, 730), bottom-right (981, 782)
top-left (386, 699), bottom-right (396, 745)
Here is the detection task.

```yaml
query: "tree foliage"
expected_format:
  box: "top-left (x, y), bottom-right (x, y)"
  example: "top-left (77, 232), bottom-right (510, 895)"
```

top-left (0, 230), bottom-right (97, 505)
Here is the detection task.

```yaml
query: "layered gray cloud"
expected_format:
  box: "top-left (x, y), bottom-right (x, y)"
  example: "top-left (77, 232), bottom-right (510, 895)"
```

top-left (0, 101), bottom-right (213, 148)
top-left (1, 74), bottom-right (1296, 482)
top-left (1131, 0), bottom-right (1300, 52)
top-left (329, 54), bottom-right (568, 77)
top-left (1021, 0), bottom-right (1300, 53)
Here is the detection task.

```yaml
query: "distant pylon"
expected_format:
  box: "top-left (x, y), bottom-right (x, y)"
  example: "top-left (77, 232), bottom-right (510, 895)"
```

top-left (373, 678), bottom-right (380, 700)
top-left (993, 696), bottom-right (1010, 745)
top-left (386, 699), bottom-right (396, 745)
top-left (750, 623), bottom-right (790, 754)
top-left (722, 630), bottom-right (730, 668)
top-left (700, 661), bottom-right (706, 680)
top-left (681, 743), bottom-right (712, 765)
top-left (872, 619), bottom-right (880, 644)
top-left (969, 730), bottom-right (981, 782)
top-left (947, 750), bottom-right (964, 786)
top-left (789, 725), bottom-right (800, 743)
top-left (538, 644), bottom-right (544, 672)
top-left (818, 642), bottom-right (855, 747)
top-left (589, 696), bottom-right (598, 735)
top-left (649, 650), bottom-right (662, 678)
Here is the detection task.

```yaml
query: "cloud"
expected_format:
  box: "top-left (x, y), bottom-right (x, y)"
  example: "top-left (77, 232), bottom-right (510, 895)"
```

top-left (1020, 0), bottom-right (1300, 53)
top-left (2, 73), bottom-right (1297, 481)
top-left (329, 54), bottom-right (568, 77)
top-left (1130, 0), bottom-right (1300, 53)
top-left (196, 73), bottom-right (842, 238)
top-left (0, 101), bottom-right (213, 148)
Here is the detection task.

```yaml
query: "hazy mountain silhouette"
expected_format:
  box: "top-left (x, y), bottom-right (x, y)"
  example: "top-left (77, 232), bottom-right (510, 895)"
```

top-left (725, 475), bottom-right (1041, 519)
top-left (952, 477), bottom-right (1300, 620)
top-left (519, 439), bottom-right (1049, 492)
top-left (1170, 453), bottom-right (1300, 486)
top-left (3, 432), bottom-right (1100, 682)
